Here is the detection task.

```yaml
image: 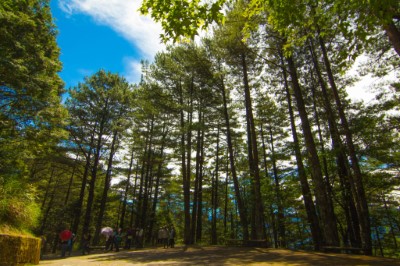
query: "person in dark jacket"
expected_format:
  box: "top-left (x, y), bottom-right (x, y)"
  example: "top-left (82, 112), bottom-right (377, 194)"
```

top-left (82, 232), bottom-right (91, 255)
top-left (113, 228), bottom-right (122, 252)
top-left (125, 228), bottom-right (133, 249)
top-left (168, 226), bottom-right (176, 248)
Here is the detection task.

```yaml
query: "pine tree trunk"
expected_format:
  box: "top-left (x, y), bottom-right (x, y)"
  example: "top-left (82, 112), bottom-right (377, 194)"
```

top-left (120, 147), bottom-right (135, 231)
top-left (382, 194), bottom-right (398, 249)
top-left (309, 39), bottom-right (361, 248)
top-left (191, 99), bottom-right (203, 243)
top-left (148, 122), bottom-right (168, 244)
top-left (135, 135), bottom-right (148, 227)
top-left (72, 132), bottom-right (94, 236)
top-left (224, 165), bottom-right (229, 236)
top-left (93, 129), bottom-right (118, 244)
top-left (64, 155), bottom-right (78, 206)
top-left (191, 111), bottom-right (201, 243)
top-left (268, 126), bottom-right (286, 247)
top-left (383, 21), bottom-right (400, 57)
top-left (196, 114), bottom-right (205, 242)
top-left (179, 80), bottom-right (191, 245)
top-left (219, 76), bottom-right (249, 240)
top-left (141, 117), bottom-right (154, 229)
top-left (211, 125), bottom-right (220, 245)
top-left (241, 52), bottom-right (264, 240)
top-left (259, 124), bottom-right (277, 247)
top-left (130, 162), bottom-right (140, 227)
top-left (186, 78), bottom-right (194, 244)
top-left (82, 116), bottom-right (107, 240)
top-left (281, 53), bottom-right (323, 250)
top-left (39, 175), bottom-right (59, 235)
top-left (318, 34), bottom-right (372, 255)
top-left (286, 55), bottom-right (339, 247)
top-left (41, 168), bottom-right (55, 210)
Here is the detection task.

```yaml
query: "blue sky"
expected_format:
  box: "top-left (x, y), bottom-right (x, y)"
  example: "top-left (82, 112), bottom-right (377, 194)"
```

top-left (50, 0), bottom-right (164, 89)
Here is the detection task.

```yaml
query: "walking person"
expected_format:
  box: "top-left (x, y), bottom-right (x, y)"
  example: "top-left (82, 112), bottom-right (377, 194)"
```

top-left (157, 227), bottom-right (163, 246)
top-left (113, 228), bottom-right (122, 252)
top-left (152, 227), bottom-right (158, 246)
top-left (67, 233), bottom-right (76, 256)
top-left (105, 234), bottom-right (114, 251)
top-left (82, 232), bottom-right (91, 255)
top-left (168, 226), bottom-right (176, 248)
top-left (160, 226), bottom-right (169, 248)
top-left (125, 228), bottom-right (133, 249)
top-left (59, 226), bottom-right (72, 258)
top-left (136, 227), bottom-right (144, 248)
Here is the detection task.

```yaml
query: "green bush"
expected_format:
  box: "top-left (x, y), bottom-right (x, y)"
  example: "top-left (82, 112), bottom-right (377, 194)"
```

top-left (0, 179), bottom-right (40, 231)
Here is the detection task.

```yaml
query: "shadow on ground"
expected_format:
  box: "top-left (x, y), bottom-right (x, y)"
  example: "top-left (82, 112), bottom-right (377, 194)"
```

top-left (40, 246), bottom-right (400, 265)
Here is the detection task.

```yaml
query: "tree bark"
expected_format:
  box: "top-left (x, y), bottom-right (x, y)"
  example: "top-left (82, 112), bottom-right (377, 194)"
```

top-left (93, 129), bottom-right (119, 244)
top-left (318, 34), bottom-right (372, 255)
top-left (141, 117), bottom-right (155, 229)
top-left (82, 106), bottom-right (108, 240)
top-left (186, 77), bottom-right (194, 243)
top-left (219, 76), bottom-right (249, 240)
top-left (211, 124), bottom-right (220, 245)
top-left (41, 167), bottom-right (55, 210)
top-left (179, 79), bottom-right (191, 245)
top-left (191, 110), bottom-right (200, 243)
top-left (259, 124), bottom-right (276, 247)
top-left (64, 155), bottom-right (78, 206)
top-left (281, 53), bottom-right (323, 250)
top-left (148, 120), bottom-right (168, 244)
top-left (286, 55), bottom-right (339, 247)
top-left (72, 131), bottom-right (95, 236)
top-left (120, 147), bottom-right (135, 230)
top-left (196, 112), bottom-right (205, 242)
top-left (268, 126), bottom-right (286, 247)
top-left (241, 52), bottom-right (264, 240)
top-left (383, 21), bottom-right (400, 57)
top-left (309, 39), bottom-right (361, 248)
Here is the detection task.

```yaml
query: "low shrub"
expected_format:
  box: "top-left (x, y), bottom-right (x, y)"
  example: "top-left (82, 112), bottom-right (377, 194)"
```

top-left (0, 179), bottom-right (40, 231)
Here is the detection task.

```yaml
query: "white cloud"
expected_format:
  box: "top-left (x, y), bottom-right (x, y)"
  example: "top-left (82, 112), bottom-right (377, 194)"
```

top-left (77, 68), bottom-right (94, 77)
top-left (58, 0), bottom-right (164, 59)
top-left (123, 57), bottom-right (143, 84)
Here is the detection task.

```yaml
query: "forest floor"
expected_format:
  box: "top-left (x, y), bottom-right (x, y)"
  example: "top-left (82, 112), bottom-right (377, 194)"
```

top-left (39, 245), bottom-right (400, 265)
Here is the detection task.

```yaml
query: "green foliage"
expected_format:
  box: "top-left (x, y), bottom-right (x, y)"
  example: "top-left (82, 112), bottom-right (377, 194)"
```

top-left (0, 180), bottom-right (40, 231)
top-left (0, 0), bottom-right (67, 232)
top-left (0, 0), bottom-right (65, 126)
top-left (139, 0), bottom-right (226, 42)
top-left (350, 85), bottom-right (400, 169)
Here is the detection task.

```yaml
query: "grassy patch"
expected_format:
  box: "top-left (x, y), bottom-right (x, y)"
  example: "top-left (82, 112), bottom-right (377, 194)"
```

top-left (0, 224), bottom-right (33, 237)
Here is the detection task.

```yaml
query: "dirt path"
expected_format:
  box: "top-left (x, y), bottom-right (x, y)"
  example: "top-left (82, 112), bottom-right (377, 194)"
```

top-left (39, 246), bottom-right (400, 265)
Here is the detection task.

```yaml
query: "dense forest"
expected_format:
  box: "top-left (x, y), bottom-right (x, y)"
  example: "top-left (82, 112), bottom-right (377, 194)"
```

top-left (1, 0), bottom-right (399, 258)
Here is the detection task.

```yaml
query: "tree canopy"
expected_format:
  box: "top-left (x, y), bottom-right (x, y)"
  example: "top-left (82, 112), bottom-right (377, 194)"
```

top-left (0, 0), bottom-right (67, 232)
top-left (1, 0), bottom-right (400, 260)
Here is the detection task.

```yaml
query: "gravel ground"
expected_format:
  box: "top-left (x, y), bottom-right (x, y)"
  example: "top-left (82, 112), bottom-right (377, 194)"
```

top-left (39, 245), bottom-right (400, 266)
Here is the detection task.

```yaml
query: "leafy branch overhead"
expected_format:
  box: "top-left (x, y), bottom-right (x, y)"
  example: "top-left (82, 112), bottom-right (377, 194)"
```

top-left (140, 0), bottom-right (400, 57)
top-left (139, 0), bottom-right (227, 42)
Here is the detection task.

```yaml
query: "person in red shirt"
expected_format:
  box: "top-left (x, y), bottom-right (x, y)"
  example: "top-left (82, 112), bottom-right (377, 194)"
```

top-left (59, 226), bottom-right (72, 257)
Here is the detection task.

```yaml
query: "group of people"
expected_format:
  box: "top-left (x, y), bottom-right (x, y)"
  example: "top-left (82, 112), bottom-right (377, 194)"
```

top-left (105, 227), bottom-right (144, 252)
top-left (56, 224), bottom-right (176, 257)
top-left (157, 225), bottom-right (176, 248)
